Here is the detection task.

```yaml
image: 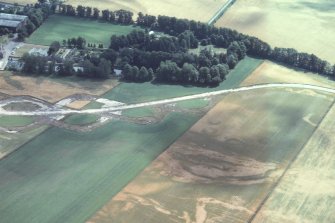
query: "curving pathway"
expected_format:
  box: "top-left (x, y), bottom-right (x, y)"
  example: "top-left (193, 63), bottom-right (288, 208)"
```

top-left (1, 83), bottom-right (335, 116)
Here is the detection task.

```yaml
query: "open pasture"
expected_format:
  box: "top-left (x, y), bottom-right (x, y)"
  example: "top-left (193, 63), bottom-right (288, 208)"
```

top-left (216, 0), bottom-right (335, 63)
top-left (27, 15), bottom-right (138, 46)
top-left (88, 63), bottom-right (335, 223)
top-left (0, 126), bottom-right (47, 160)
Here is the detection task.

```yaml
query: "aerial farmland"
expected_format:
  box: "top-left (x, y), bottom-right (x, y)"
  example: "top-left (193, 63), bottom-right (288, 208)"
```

top-left (0, 0), bottom-right (334, 223)
top-left (216, 0), bottom-right (335, 63)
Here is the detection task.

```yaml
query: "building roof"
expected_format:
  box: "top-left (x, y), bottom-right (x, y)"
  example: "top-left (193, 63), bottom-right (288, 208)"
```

top-left (0, 20), bottom-right (21, 28)
top-left (0, 13), bottom-right (28, 22)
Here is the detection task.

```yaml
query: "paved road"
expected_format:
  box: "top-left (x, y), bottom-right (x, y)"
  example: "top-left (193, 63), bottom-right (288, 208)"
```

top-left (1, 83), bottom-right (335, 116)
top-left (208, 0), bottom-right (236, 25)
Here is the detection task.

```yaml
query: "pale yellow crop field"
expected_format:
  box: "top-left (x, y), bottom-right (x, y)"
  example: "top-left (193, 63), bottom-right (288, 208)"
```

top-left (252, 101), bottom-right (335, 223)
top-left (8, 0), bottom-right (227, 22)
top-left (242, 60), bottom-right (335, 88)
top-left (216, 0), bottom-right (335, 63)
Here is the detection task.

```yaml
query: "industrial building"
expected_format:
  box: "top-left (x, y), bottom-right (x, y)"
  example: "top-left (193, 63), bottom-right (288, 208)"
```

top-left (0, 13), bottom-right (28, 31)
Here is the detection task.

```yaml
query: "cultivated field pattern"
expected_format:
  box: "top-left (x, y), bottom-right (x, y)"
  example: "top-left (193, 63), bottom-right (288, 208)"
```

top-left (0, 0), bottom-right (334, 222)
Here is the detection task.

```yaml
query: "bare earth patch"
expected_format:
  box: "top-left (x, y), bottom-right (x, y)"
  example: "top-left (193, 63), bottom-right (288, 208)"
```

top-left (0, 71), bottom-right (118, 104)
top-left (66, 100), bottom-right (92, 109)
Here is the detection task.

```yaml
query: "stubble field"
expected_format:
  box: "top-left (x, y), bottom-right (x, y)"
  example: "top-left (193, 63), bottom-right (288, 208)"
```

top-left (216, 0), bottom-right (335, 63)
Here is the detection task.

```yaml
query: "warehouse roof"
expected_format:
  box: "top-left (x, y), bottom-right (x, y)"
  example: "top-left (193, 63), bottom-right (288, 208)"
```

top-left (0, 20), bottom-right (21, 28)
top-left (0, 13), bottom-right (28, 22)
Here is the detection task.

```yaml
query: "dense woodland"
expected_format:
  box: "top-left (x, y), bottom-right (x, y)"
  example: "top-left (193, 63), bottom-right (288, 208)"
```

top-left (15, 2), bottom-right (335, 86)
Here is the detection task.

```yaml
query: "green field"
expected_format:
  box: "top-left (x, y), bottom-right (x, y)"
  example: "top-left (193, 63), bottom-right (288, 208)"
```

top-left (27, 15), bottom-right (138, 46)
top-left (0, 115), bottom-right (34, 127)
top-left (0, 126), bottom-right (48, 159)
top-left (0, 57), bottom-right (262, 223)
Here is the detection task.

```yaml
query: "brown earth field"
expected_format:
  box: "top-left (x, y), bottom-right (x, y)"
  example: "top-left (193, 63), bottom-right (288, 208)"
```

top-left (216, 0), bottom-right (335, 63)
top-left (6, 0), bottom-right (227, 22)
top-left (0, 71), bottom-right (118, 105)
top-left (87, 63), bottom-right (335, 223)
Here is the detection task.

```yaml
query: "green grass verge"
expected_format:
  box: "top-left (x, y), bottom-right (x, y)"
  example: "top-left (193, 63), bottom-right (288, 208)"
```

top-left (103, 56), bottom-right (263, 103)
top-left (176, 98), bottom-right (209, 109)
top-left (123, 107), bottom-right (155, 118)
top-left (27, 15), bottom-right (139, 46)
top-left (0, 115), bottom-right (34, 127)
top-left (0, 57), bottom-right (263, 223)
top-left (64, 114), bottom-right (99, 125)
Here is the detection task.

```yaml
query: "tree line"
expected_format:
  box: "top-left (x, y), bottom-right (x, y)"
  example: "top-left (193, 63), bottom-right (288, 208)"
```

top-left (59, 5), bottom-right (134, 25)
top-left (134, 13), bottom-right (335, 77)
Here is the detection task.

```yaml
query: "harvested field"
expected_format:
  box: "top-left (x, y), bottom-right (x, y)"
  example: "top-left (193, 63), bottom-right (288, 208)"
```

top-left (27, 15), bottom-right (139, 46)
top-left (6, 0), bottom-right (228, 22)
top-left (242, 61), bottom-right (335, 88)
top-left (0, 71), bottom-right (118, 104)
top-left (88, 63), bottom-right (335, 223)
top-left (216, 0), bottom-right (335, 63)
top-left (252, 102), bottom-right (335, 223)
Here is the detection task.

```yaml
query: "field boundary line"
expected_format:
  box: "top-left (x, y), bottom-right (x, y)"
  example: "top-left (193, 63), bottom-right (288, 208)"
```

top-left (208, 0), bottom-right (236, 25)
top-left (247, 98), bottom-right (335, 223)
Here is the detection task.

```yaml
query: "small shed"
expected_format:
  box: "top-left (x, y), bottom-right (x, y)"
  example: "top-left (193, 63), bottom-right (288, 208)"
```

top-left (114, 69), bottom-right (122, 76)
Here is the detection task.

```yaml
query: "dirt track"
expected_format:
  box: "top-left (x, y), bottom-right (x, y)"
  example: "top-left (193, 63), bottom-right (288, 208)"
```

top-left (1, 83), bottom-right (334, 117)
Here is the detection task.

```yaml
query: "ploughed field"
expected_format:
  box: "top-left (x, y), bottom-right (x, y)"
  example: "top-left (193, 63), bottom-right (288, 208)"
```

top-left (215, 0), bottom-right (335, 63)
top-left (26, 15), bottom-right (138, 46)
top-left (0, 57), bottom-right (262, 223)
top-left (88, 61), bottom-right (335, 223)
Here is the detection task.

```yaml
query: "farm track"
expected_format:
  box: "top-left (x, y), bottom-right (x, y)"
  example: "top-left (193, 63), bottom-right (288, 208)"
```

top-left (1, 83), bottom-right (335, 117)
top-left (208, 0), bottom-right (236, 25)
